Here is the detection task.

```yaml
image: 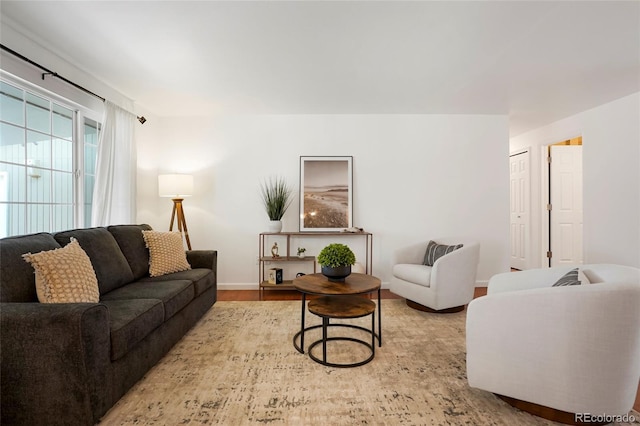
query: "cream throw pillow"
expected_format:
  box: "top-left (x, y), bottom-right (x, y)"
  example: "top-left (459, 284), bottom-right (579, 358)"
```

top-left (142, 231), bottom-right (191, 277)
top-left (22, 238), bottom-right (100, 303)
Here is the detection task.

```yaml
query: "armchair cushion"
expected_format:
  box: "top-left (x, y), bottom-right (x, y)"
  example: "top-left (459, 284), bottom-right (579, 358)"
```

top-left (392, 264), bottom-right (432, 287)
top-left (423, 240), bottom-right (463, 266)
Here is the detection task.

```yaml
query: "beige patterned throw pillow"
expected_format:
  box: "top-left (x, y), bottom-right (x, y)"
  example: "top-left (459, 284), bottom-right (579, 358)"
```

top-left (22, 238), bottom-right (100, 303)
top-left (142, 231), bottom-right (191, 277)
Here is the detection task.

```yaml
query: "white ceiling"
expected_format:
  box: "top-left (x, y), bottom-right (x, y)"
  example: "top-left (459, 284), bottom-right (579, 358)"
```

top-left (1, 1), bottom-right (639, 136)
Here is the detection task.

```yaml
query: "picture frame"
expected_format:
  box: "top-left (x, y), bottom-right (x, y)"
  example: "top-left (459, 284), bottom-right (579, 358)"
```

top-left (299, 156), bottom-right (353, 232)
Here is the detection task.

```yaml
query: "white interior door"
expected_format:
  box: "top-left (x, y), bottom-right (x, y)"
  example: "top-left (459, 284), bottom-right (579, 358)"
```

top-left (509, 150), bottom-right (530, 270)
top-left (550, 145), bottom-right (583, 266)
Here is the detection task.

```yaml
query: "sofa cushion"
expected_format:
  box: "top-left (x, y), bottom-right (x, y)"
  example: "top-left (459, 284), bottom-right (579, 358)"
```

top-left (141, 231), bottom-right (191, 277)
top-left (107, 224), bottom-right (153, 281)
top-left (392, 264), bottom-right (432, 287)
top-left (101, 280), bottom-right (194, 321)
top-left (54, 228), bottom-right (134, 295)
top-left (100, 298), bottom-right (164, 361)
top-left (0, 233), bottom-right (62, 302)
top-left (22, 238), bottom-right (100, 303)
top-left (423, 240), bottom-right (463, 266)
top-left (139, 269), bottom-right (214, 296)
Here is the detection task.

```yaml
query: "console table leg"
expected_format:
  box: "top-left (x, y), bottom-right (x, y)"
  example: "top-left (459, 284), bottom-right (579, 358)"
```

top-left (378, 288), bottom-right (382, 346)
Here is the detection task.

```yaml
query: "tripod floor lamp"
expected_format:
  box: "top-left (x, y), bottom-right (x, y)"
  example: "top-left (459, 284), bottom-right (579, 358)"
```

top-left (158, 174), bottom-right (193, 250)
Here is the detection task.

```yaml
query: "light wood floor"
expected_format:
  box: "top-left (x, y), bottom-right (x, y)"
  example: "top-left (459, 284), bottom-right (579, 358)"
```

top-left (217, 287), bottom-right (640, 412)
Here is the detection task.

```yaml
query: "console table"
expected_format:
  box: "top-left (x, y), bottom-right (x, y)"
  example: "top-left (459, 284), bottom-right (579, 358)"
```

top-left (258, 231), bottom-right (373, 298)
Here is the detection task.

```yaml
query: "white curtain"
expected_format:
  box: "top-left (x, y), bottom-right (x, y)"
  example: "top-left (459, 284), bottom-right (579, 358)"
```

top-left (91, 101), bottom-right (137, 226)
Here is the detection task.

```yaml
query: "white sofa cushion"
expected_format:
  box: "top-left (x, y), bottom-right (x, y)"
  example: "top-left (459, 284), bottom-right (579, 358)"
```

top-left (392, 264), bottom-right (432, 287)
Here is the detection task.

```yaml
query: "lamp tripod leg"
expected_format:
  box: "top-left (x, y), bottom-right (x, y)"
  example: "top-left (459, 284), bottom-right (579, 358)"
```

top-left (176, 202), bottom-right (192, 250)
top-left (169, 198), bottom-right (192, 250)
top-left (169, 203), bottom-right (178, 231)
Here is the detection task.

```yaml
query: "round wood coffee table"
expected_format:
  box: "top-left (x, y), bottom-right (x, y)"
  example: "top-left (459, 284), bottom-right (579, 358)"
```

top-left (293, 273), bottom-right (382, 367)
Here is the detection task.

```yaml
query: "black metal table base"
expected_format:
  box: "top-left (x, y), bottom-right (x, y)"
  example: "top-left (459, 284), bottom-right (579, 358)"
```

top-left (311, 318), bottom-right (375, 368)
top-left (293, 321), bottom-right (377, 368)
top-left (293, 323), bottom-right (379, 353)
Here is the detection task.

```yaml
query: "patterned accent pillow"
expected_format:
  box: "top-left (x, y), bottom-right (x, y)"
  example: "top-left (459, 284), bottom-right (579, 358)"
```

top-left (22, 238), bottom-right (100, 303)
top-left (142, 231), bottom-right (191, 277)
top-left (552, 268), bottom-right (581, 286)
top-left (423, 240), bottom-right (463, 266)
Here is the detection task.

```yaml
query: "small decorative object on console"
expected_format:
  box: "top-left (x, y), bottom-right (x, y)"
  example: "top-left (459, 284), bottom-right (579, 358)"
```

top-left (343, 227), bottom-right (364, 233)
top-left (297, 247), bottom-right (306, 258)
top-left (271, 242), bottom-right (280, 258)
top-left (268, 268), bottom-right (283, 284)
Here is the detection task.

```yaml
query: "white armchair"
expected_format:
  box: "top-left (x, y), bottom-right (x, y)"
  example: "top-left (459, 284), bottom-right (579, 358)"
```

top-left (466, 264), bottom-right (640, 422)
top-left (390, 238), bottom-right (480, 312)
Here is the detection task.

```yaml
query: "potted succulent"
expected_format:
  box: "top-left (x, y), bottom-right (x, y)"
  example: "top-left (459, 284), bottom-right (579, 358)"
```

top-left (317, 243), bottom-right (356, 282)
top-left (260, 176), bottom-right (293, 233)
top-left (296, 247), bottom-right (306, 259)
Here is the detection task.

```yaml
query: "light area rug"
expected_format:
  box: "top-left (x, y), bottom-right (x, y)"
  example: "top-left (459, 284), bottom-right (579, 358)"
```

top-left (99, 300), bottom-right (639, 425)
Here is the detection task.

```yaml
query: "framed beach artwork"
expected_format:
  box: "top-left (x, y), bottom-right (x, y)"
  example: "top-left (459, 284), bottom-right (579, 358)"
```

top-left (299, 156), bottom-right (353, 232)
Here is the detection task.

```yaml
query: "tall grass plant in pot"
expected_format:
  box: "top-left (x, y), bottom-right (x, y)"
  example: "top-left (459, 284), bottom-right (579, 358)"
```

top-left (260, 176), bottom-right (293, 232)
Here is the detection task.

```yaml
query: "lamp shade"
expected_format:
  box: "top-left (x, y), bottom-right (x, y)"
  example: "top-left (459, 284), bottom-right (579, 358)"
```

top-left (158, 174), bottom-right (193, 198)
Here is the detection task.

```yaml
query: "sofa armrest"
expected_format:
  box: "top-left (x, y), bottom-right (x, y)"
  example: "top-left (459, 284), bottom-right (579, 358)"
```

top-left (466, 283), bottom-right (640, 415)
top-left (186, 250), bottom-right (217, 271)
top-left (1, 302), bottom-right (112, 425)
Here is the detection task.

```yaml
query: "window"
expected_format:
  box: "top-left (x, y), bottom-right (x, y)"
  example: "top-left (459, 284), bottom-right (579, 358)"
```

top-left (0, 80), bottom-right (100, 237)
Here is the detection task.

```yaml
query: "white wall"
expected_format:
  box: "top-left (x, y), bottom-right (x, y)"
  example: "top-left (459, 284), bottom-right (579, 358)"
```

top-left (136, 114), bottom-right (510, 288)
top-left (2, 22), bottom-right (511, 287)
top-left (510, 92), bottom-right (640, 268)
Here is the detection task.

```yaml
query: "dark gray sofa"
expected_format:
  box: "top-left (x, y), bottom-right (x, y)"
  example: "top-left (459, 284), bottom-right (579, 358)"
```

top-left (0, 224), bottom-right (217, 425)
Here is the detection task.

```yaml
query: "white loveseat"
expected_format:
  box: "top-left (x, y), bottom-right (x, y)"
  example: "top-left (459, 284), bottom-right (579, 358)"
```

top-left (466, 264), bottom-right (640, 419)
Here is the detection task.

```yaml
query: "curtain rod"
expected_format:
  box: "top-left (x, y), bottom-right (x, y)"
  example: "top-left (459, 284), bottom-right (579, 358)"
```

top-left (1, 44), bottom-right (146, 124)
